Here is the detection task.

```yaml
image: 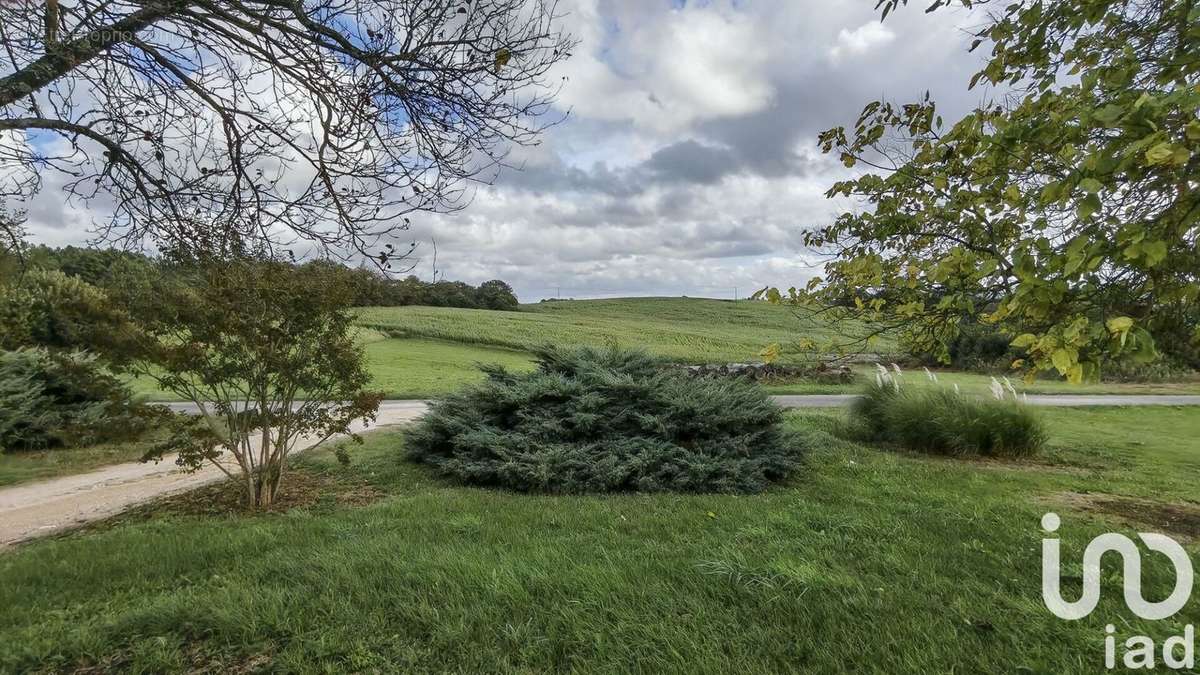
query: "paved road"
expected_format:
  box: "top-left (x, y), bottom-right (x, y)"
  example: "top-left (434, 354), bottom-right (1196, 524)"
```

top-left (164, 395), bottom-right (1200, 416)
top-left (770, 394), bottom-right (1200, 408)
top-left (4, 395), bottom-right (1197, 549)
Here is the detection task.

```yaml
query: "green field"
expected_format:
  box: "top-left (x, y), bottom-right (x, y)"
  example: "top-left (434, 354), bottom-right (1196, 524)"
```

top-left (128, 334), bottom-right (536, 402)
top-left (354, 297), bottom-right (889, 364)
top-left (134, 297), bottom-right (873, 400)
top-left (3, 406), bottom-right (1198, 672)
top-left (119, 297), bottom-right (1199, 400)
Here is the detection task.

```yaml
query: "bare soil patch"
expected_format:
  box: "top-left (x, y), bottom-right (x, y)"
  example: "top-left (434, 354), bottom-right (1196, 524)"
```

top-left (1051, 491), bottom-right (1200, 541)
top-left (86, 466), bottom-right (386, 533)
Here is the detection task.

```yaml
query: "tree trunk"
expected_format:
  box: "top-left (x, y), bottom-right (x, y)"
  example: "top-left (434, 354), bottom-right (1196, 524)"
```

top-left (252, 464), bottom-right (281, 507)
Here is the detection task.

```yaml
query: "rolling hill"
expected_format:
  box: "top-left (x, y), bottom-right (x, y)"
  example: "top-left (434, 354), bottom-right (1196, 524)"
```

top-left (353, 296), bottom-right (879, 365)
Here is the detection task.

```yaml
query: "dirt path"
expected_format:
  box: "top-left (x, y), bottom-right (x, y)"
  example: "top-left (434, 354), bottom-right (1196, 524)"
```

top-left (0, 402), bottom-right (427, 548)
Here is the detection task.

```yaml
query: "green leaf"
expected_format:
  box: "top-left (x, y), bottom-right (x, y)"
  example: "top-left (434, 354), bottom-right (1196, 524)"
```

top-left (1130, 327), bottom-right (1157, 364)
top-left (1078, 178), bottom-right (1102, 194)
top-left (1093, 104), bottom-right (1124, 126)
top-left (1145, 142), bottom-right (1176, 165)
top-left (1076, 193), bottom-right (1101, 220)
top-left (1051, 348), bottom-right (1074, 374)
top-left (1142, 240), bottom-right (1168, 267)
top-left (1010, 333), bottom-right (1038, 348)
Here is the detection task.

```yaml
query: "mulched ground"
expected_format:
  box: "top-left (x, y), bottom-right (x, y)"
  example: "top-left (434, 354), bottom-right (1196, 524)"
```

top-left (1053, 491), bottom-right (1200, 541)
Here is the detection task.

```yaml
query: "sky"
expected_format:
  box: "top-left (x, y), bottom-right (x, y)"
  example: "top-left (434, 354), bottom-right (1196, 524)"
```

top-left (24, 0), bottom-right (990, 302)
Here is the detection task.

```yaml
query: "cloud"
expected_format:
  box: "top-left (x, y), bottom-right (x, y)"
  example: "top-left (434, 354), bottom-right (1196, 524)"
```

top-left (641, 140), bottom-right (742, 185)
top-left (20, 0), bottom-right (989, 301)
top-left (829, 22), bottom-right (897, 63)
top-left (553, 0), bottom-right (773, 133)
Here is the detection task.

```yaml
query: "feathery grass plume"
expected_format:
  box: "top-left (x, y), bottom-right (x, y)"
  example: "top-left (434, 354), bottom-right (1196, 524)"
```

top-left (989, 377), bottom-right (1006, 401)
top-left (1002, 376), bottom-right (1018, 398)
top-left (922, 367), bottom-right (938, 383)
top-left (847, 380), bottom-right (1046, 458)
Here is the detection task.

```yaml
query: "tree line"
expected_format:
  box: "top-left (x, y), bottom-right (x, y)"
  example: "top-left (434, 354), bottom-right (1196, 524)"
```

top-left (10, 246), bottom-right (520, 311)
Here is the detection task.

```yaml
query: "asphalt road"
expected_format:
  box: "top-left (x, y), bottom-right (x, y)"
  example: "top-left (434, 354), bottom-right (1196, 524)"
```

top-left (162, 394), bottom-right (1200, 417)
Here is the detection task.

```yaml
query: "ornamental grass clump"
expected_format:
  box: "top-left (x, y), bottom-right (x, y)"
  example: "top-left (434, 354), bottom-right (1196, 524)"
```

top-left (849, 364), bottom-right (1046, 458)
top-left (404, 346), bottom-right (805, 493)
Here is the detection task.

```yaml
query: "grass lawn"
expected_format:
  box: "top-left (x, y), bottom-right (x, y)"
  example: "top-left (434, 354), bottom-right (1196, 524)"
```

top-left (360, 337), bottom-right (533, 399)
top-left (2, 406), bottom-right (1198, 672)
top-left (354, 297), bottom-right (895, 364)
top-left (0, 435), bottom-right (162, 488)
top-left (125, 299), bottom-right (1200, 400)
top-left (128, 337), bottom-right (536, 401)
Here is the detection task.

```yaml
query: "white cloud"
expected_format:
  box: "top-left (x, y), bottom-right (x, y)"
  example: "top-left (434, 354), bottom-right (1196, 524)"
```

top-left (828, 22), bottom-right (897, 62)
top-left (20, 0), bottom-right (987, 301)
top-left (554, 1), bottom-right (773, 134)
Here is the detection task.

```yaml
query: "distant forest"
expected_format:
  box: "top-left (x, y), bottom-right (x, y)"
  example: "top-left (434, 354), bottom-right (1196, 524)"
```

top-left (7, 246), bottom-right (520, 311)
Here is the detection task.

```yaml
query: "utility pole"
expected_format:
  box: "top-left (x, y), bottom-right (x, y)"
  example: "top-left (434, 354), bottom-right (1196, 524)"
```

top-left (556, 285), bottom-right (561, 299)
top-left (733, 286), bottom-right (738, 302)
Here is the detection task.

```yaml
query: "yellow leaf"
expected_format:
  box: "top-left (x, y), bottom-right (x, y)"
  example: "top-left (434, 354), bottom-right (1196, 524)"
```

top-left (1010, 333), bottom-right (1038, 348)
top-left (758, 343), bottom-right (781, 364)
top-left (1051, 348), bottom-right (1074, 374)
top-left (1066, 363), bottom-right (1084, 385)
top-left (1105, 316), bottom-right (1133, 334)
top-left (494, 48), bottom-right (512, 73)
